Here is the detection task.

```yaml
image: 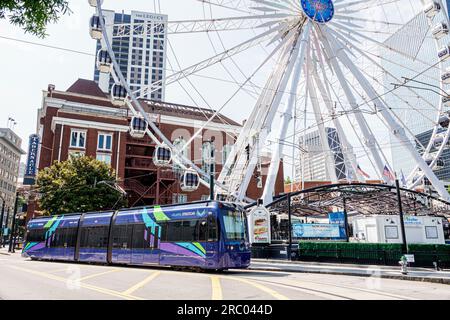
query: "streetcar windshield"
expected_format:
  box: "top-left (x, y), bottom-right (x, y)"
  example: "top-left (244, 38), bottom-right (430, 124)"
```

top-left (222, 209), bottom-right (247, 241)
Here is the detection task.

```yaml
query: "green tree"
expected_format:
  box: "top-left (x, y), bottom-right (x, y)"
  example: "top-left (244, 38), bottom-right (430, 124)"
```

top-left (37, 156), bottom-right (127, 215)
top-left (0, 0), bottom-right (71, 38)
top-left (284, 176), bottom-right (292, 185)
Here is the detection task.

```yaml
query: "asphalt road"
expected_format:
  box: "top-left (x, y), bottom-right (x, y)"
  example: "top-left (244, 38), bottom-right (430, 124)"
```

top-left (0, 252), bottom-right (449, 300)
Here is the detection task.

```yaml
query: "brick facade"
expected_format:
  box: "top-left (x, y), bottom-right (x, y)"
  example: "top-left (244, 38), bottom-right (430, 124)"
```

top-left (27, 79), bottom-right (284, 220)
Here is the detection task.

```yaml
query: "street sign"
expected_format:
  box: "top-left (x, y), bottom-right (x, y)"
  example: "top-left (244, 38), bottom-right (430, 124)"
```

top-left (248, 206), bottom-right (271, 244)
top-left (3, 228), bottom-right (9, 236)
top-left (405, 254), bottom-right (415, 263)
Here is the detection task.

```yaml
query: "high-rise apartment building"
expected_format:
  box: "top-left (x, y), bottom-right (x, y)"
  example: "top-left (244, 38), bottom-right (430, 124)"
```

top-left (0, 128), bottom-right (25, 211)
top-left (295, 127), bottom-right (348, 182)
top-left (94, 10), bottom-right (167, 101)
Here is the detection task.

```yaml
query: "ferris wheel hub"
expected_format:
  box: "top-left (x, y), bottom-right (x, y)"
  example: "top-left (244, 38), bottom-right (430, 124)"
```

top-left (300, 0), bottom-right (334, 23)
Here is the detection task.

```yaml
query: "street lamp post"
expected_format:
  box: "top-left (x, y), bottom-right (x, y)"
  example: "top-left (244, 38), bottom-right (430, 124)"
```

top-left (3, 207), bottom-right (9, 248)
top-left (395, 179), bottom-right (408, 254)
top-left (8, 192), bottom-right (20, 253)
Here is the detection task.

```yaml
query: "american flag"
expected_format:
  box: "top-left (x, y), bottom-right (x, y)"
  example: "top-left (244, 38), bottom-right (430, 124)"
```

top-left (383, 165), bottom-right (395, 182)
top-left (357, 165), bottom-right (370, 179)
top-left (400, 170), bottom-right (407, 187)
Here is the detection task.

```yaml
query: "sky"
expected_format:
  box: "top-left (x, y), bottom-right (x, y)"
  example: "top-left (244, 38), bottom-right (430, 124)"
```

top-left (0, 0), bottom-right (431, 181)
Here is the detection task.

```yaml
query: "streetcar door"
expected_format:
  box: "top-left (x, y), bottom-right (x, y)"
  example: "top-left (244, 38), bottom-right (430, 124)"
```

top-left (131, 224), bottom-right (145, 265)
top-left (146, 225), bottom-right (160, 264)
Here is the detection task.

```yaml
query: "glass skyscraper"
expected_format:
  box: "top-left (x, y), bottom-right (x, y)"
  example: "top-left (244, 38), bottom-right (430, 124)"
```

top-left (94, 10), bottom-right (167, 101)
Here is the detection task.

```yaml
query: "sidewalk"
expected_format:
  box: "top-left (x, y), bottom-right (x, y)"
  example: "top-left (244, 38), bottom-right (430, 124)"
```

top-left (249, 259), bottom-right (450, 284)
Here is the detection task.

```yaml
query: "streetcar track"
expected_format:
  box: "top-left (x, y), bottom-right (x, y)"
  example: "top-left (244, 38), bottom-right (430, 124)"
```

top-left (239, 270), bottom-right (415, 300)
top-left (238, 276), bottom-right (355, 300)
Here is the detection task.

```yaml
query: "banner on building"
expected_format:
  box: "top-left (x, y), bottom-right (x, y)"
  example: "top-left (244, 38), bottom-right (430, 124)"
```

top-left (23, 134), bottom-right (40, 185)
top-left (292, 223), bottom-right (345, 239)
top-left (248, 206), bottom-right (271, 244)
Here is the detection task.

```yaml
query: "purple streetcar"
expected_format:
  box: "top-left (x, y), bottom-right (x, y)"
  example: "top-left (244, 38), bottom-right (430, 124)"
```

top-left (22, 201), bottom-right (251, 271)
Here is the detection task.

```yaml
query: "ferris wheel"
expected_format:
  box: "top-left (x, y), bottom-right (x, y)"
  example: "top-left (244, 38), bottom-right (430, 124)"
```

top-left (88, 0), bottom-right (450, 204)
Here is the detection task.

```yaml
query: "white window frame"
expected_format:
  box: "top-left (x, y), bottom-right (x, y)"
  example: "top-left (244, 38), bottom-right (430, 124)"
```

top-left (96, 153), bottom-right (112, 166)
top-left (68, 150), bottom-right (85, 159)
top-left (70, 129), bottom-right (87, 149)
top-left (97, 132), bottom-right (113, 152)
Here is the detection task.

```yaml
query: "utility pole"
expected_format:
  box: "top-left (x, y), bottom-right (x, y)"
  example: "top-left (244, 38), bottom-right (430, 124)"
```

top-left (8, 192), bottom-right (20, 253)
top-left (343, 197), bottom-right (350, 242)
top-left (287, 193), bottom-right (292, 261)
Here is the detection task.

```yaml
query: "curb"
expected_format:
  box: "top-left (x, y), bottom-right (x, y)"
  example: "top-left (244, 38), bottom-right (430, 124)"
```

top-left (251, 259), bottom-right (439, 272)
top-left (248, 266), bottom-right (450, 285)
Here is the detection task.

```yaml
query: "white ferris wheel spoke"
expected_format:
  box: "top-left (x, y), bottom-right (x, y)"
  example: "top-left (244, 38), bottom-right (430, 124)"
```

top-left (319, 27), bottom-right (387, 180)
top-left (324, 30), bottom-right (450, 200)
top-left (133, 25), bottom-right (278, 99)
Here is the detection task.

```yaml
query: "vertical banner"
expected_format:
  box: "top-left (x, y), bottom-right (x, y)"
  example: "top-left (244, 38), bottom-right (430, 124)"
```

top-left (248, 206), bottom-right (271, 244)
top-left (23, 134), bottom-right (40, 185)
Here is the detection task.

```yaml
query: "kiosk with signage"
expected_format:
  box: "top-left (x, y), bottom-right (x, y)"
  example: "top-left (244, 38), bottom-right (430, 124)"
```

top-left (248, 206), bottom-right (271, 244)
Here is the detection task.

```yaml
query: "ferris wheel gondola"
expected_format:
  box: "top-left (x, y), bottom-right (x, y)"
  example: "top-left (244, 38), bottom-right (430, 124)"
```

top-left (110, 84), bottom-right (127, 106)
top-left (129, 117), bottom-right (147, 139)
top-left (181, 170), bottom-right (200, 192)
top-left (153, 145), bottom-right (172, 166)
top-left (88, 0), bottom-right (103, 7)
top-left (96, 49), bottom-right (112, 74)
top-left (89, 15), bottom-right (104, 40)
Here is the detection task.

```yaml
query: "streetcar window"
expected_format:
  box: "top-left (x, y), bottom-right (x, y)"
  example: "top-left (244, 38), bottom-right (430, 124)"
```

top-left (52, 228), bottom-right (77, 247)
top-left (80, 226), bottom-right (109, 248)
top-left (132, 224), bottom-right (151, 249)
top-left (207, 216), bottom-right (218, 242)
top-left (112, 224), bottom-right (133, 249)
top-left (222, 210), bottom-right (246, 240)
top-left (26, 229), bottom-right (46, 242)
top-left (181, 220), bottom-right (198, 242)
top-left (162, 219), bottom-right (212, 242)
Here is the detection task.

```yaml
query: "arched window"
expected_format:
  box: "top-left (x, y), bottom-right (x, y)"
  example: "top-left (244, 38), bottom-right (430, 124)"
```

top-left (222, 144), bottom-right (233, 165)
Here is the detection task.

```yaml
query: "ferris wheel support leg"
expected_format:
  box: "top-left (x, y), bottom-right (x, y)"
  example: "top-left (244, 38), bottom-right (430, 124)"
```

top-left (235, 28), bottom-right (308, 201)
top-left (321, 36), bottom-right (387, 181)
top-left (330, 38), bottom-right (450, 201)
top-left (262, 23), bottom-right (311, 205)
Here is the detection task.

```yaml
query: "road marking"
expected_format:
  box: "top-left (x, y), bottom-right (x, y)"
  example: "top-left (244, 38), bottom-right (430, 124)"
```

top-left (122, 271), bottom-right (161, 296)
top-left (225, 276), bottom-right (289, 300)
top-left (9, 265), bottom-right (143, 300)
top-left (80, 268), bottom-right (121, 281)
top-left (211, 276), bottom-right (223, 300)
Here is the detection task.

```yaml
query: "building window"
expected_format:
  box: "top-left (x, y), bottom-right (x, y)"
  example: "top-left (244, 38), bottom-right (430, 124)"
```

top-left (173, 138), bottom-right (187, 177)
top-left (202, 142), bottom-right (215, 175)
top-left (172, 193), bottom-right (187, 204)
top-left (70, 130), bottom-right (86, 149)
top-left (97, 153), bottom-right (112, 166)
top-left (222, 144), bottom-right (233, 165)
top-left (98, 133), bottom-right (113, 151)
top-left (201, 195), bottom-right (210, 201)
top-left (68, 150), bottom-right (85, 159)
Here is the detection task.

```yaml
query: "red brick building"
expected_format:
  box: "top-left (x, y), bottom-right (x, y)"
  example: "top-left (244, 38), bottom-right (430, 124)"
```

top-left (28, 79), bottom-right (284, 218)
